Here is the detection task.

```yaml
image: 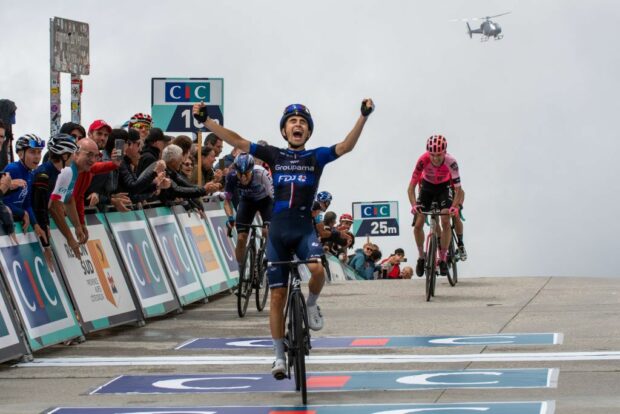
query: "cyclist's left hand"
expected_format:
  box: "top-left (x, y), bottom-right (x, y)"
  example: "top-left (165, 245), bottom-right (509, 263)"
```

top-left (449, 206), bottom-right (459, 217)
top-left (361, 98), bottom-right (374, 117)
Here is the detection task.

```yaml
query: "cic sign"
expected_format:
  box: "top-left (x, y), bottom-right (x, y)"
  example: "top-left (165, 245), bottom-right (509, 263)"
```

top-left (352, 201), bottom-right (400, 237)
top-left (152, 78), bottom-right (224, 134)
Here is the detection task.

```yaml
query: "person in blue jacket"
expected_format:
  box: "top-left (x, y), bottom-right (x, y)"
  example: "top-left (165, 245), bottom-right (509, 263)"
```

top-left (348, 242), bottom-right (381, 280)
top-left (2, 134), bottom-right (45, 240)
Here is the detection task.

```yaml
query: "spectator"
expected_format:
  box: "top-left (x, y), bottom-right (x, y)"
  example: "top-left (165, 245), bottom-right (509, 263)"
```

top-left (60, 122), bottom-right (86, 140)
top-left (401, 266), bottom-right (414, 279)
top-left (180, 156), bottom-right (194, 179)
top-left (0, 172), bottom-right (16, 242)
top-left (191, 144), bottom-right (221, 192)
top-left (2, 134), bottom-right (45, 237)
top-left (137, 127), bottom-right (171, 176)
top-left (85, 120), bottom-right (114, 208)
top-left (113, 129), bottom-right (165, 204)
top-left (205, 132), bottom-right (224, 158)
top-left (172, 135), bottom-right (193, 159)
top-left (348, 242), bottom-right (381, 280)
top-left (0, 99), bottom-right (17, 169)
top-left (380, 248), bottom-right (407, 279)
top-left (216, 146), bottom-right (241, 171)
top-left (31, 133), bottom-right (78, 250)
top-left (157, 144), bottom-right (206, 207)
top-left (49, 138), bottom-right (121, 255)
top-left (128, 113), bottom-right (152, 141)
top-left (334, 213), bottom-right (355, 261)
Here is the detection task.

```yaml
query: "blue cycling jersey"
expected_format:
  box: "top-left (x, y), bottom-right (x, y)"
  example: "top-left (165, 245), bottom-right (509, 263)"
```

top-left (249, 143), bottom-right (338, 215)
top-left (2, 161), bottom-right (36, 224)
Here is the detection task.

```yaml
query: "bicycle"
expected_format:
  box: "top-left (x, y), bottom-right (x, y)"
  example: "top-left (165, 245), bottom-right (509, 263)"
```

top-left (269, 257), bottom-right (318, 405)
top-left (420, 203), bottom-right (452, 301)
top-left (235, 223), bottom-right (269, 317)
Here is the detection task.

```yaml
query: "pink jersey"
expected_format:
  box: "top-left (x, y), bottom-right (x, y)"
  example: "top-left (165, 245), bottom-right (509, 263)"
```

top-left (410, 152), bottom-right (461, 186)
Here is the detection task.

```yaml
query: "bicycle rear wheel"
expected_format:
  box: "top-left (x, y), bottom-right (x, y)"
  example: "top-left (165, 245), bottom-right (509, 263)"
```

top-left (255, 253), bottom-right (269, 311)
top-left (290, 293), bottom-right (308, 404)
top-left (425, 236), bottom-right (437, 302)
top-left (237, 246), bottom-right (254, 317)
top-left (447, 239), bottom-right (458, 286)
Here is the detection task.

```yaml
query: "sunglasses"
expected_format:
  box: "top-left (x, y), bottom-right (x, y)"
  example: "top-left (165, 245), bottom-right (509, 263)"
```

top-left (283, 104), bottom-right (311, 116)
top-left (182, 162), bottom-right (194, 167)
top-left (132, 123), bottom-right (151, 130)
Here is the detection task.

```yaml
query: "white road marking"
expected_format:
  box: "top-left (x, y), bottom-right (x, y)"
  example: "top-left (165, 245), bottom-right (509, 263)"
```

top-left (14, 351), bottom-right (620, 367)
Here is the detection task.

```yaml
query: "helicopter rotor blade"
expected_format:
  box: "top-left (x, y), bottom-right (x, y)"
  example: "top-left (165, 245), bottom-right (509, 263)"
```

top-left (487, 11), bottom-right (511, 19)
top-left (449, 17), bottom-right (482, 22)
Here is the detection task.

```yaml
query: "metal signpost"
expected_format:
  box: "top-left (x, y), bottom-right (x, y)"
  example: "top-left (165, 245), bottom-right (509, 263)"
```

top-left (50, 17), bottom-right (89, 136)
top-left (352, 201), bottom-right (400, 237)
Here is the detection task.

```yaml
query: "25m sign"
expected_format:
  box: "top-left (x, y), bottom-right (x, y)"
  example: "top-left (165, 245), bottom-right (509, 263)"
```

top-left (352, 201), bottom-right (400, 237)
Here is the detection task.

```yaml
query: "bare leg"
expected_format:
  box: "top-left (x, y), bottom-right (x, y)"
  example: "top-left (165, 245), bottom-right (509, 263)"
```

top-left (235, 232), bottom-right (248, 264)
top-left (413, 214), bottom-right (425, 257)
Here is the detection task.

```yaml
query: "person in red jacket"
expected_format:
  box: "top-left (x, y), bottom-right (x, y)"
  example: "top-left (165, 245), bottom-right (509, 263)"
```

top-left (380, 248), bottom-right (407, 279)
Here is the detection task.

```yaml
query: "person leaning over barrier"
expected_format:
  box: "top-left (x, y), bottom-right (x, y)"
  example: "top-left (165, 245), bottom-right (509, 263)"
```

top-left (31, 133), bottom-right (78, 262)
top-left (114, 129), bottom-right (167, 203)
top-left (194, 98), bottom-right (374, 379)
top-left (49, 138), bottom-right (121, 259)
top-left (2, 134), bottom-right (45, 237)
top-left (156, 144), bottom-right (207, 209)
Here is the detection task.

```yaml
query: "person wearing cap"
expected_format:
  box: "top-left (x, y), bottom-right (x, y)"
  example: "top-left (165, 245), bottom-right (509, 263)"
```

top-left (115, 128), bottom-right (167, 203)
top-left (85, 119), bottom-right (115, 209)
top-left (380, 248), bottom-right (407, 279)
top-left (137, 127), bottom-right (171, 177)
top-left (335, 213), bottom-right (355, 262)
top-left (88, 119), bottom-right (112, 151)
top-left (128, 113), bottom-right (152, 141)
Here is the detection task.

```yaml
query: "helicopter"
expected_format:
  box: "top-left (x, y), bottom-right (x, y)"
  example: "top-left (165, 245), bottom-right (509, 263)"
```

top-left (454, 12), bottom-right (511, 41)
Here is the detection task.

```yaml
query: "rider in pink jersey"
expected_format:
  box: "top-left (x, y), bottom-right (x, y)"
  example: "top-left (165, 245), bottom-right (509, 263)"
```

top-left (407, 135), bottom-right (462, 277)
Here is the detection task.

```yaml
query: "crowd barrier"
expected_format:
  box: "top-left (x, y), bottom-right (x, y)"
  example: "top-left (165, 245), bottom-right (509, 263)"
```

top-left (0, 199), bottom-right (360, 364)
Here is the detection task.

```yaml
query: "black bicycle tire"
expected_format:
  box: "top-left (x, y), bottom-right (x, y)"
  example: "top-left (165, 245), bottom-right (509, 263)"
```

top-left (425, 236), bottom-right (435, 302)
top-left (237, 245), bottom-right (254, 317)
top-left (430, 235), bottom-right (437, 297)
top-left (255, 250), bottom-right (269, 311)
top-left (292, 293), bottom-right (308, 404)
top-left (447, 239), bottom-right (457, 286)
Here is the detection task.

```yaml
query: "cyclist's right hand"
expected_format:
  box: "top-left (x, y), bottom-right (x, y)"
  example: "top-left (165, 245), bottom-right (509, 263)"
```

top-left (411, 204), bottom-right (422, 214)
top-left (226, 216), bottom-right (235, 236)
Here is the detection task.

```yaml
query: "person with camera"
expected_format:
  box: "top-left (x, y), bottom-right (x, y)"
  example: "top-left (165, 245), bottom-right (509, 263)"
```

top-left (379, 248), bottom-right (407, 279)
top-left (348, 242), bottom-right (382, 280)
top-left (193, 98), bottom-right (374, 380)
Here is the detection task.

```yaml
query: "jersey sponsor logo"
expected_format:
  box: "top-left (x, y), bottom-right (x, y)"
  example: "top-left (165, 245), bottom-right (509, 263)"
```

top-left (450, 161), bottom-right (459, 171)
top-left (277, 174), bottom-right (308, 184)
top-left (274, 164), bottom-right (315, 172)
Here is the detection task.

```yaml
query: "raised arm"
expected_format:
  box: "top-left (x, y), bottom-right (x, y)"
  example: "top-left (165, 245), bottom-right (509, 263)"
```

top-left (192, 104), bottom-right (251, 152)
top-left (335, 99), bottom-right (374, 157)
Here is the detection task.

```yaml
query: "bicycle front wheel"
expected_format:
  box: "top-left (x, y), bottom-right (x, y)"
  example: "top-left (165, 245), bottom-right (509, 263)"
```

top-left (290, 293), bottom-right (308, 404)
top-left (425, 236), bottom-right (437, 302)
top-left (255, 254), bottom-right (269, 311)
top-left (447, 239), bottom-right (458, 286)
top-left (237, 246), bottom-right (254, 317)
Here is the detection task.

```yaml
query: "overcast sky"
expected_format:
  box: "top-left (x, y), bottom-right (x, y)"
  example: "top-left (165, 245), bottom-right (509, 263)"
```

top-left (1, 0), bottom-right (619, 277)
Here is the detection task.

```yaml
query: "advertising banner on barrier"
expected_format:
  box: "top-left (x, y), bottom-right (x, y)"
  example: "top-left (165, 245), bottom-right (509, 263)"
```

top-left (325, 254), bottom-right (347, 282)
top-left (0, 277), bottom-right (28, 363)
top-left (49, 213), bottom-right (141, 333)
top-left (105, 210), bottom-right (180, 318)
top-left (0, 227), bottom-right (82, 351)
top-left (144, 207), bottom-right (207, 305)
top-left (172, 206), bottom-right (230, 296)
top-left (202, 200), bottom-right (239, 286)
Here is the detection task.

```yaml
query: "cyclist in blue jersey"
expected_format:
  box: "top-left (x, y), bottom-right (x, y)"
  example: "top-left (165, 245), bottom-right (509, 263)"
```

top-left (194, 98), bottom-right (375, 378)
top-left (223, 153), bottom-right (274, 264)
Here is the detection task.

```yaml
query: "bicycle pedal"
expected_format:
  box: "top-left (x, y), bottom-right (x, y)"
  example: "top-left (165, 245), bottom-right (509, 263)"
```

top-left (273, 372), bottom-right (287, 381)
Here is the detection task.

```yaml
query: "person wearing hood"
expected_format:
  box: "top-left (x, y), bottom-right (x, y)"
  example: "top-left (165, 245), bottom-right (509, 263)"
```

top-left (136, 127), bottom-right (171, 176)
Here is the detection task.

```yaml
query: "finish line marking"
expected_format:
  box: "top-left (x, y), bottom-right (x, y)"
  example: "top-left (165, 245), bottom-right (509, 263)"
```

top-left (16, 351), bottom-right (620, 367)
top-left (176, 333), bottom-right (563, 350)
top-left (48, 401), bottom-right (556, 414)
top-left (90, 369), bottom-right (558, 394)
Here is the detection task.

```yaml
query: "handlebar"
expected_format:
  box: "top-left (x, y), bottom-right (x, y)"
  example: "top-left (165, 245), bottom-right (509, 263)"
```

top-left (268, 258), bottom-right (320, 267)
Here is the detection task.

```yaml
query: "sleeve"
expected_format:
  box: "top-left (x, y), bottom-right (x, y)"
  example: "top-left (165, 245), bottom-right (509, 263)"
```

top-left (223, 172), bottom-right (237, 199)
top-left (50, 167), bottom-right (74, 203)
top-left (257, 169), bottom-right (274, 198)
top-left (315, 145), bottom-right (339, 168)
top-left (90, 161), bottom-right (118, 175)
top-left (410, 155), bottom-right (426, 185)
top-left (118, 162), bottom-right (157, 195)
top-left (249, 143), bottom-right (278, 168)
top-left (448, 156), bottom-right (461, 186)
